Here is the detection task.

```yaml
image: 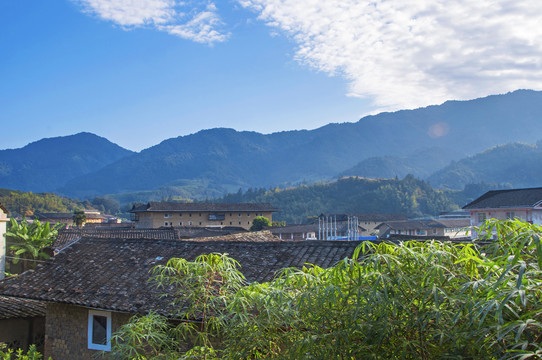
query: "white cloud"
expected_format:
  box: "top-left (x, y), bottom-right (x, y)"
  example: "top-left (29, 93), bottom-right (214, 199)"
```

top-left (239, 0), bottom-right (542, 110)
top-left (74, 0), bottom-right (228, 44)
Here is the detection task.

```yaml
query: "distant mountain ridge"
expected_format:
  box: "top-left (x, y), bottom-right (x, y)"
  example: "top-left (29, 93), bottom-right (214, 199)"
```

top-left (0, 132), bottom-right (134, 192)
top-left (2, 90), bottom-right (542, 199)
top-left (60, 90), bottom-right (542, 198)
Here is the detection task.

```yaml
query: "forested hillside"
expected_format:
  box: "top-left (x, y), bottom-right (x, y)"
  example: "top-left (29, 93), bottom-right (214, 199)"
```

top-left (214, 175), bottom-right (458, 223)
top-left (60, 90), bottom-right (542, 198)
top-left (428, 142), bottom-right (542, 189)
top-left (0, 188), bottom-right (85, 218)
top-left (0, 132), bottom-right (133, 193)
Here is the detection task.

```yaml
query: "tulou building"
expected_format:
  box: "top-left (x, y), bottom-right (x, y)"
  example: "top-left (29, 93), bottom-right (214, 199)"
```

top-left (129, 202), bottom-right (278, 230)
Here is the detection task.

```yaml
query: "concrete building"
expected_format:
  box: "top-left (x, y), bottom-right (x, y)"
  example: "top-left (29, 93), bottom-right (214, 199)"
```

top-left (129, 202), bottom-right (278, 230)
top-left (463, 187), bottom-right (542, 238)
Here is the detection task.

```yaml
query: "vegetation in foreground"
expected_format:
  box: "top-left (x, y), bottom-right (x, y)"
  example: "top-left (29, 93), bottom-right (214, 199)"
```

top-left (107, 219), bottom-right (542, 359)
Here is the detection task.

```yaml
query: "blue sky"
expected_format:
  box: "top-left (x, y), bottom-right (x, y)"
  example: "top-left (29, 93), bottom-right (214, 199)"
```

top-left (2, 1), bottom-right (542, 151)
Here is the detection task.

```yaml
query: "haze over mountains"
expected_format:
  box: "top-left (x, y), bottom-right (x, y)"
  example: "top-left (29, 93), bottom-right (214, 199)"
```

top-left (2, 90), bottom-right (542, 200)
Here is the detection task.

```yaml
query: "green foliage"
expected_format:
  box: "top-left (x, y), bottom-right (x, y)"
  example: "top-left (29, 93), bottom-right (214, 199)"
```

top-left (249, 216), bottom-right (271, 231)
top-left (428, 141), bottom-right (542, 190)
top-left (0, 344), bottom-right (48, 360)
top-left (110, 219), bottom-right (542, 359)
top-left (0, 189), bottom-right (83, 218)
top-left (109, 254), bottom-right (245, 359)
top-left (216, 175), bottom-right (457, 223)
top-left (6, 218), bottom-right (60, 264)
top-left (72, 210), bottom-right (86, 228)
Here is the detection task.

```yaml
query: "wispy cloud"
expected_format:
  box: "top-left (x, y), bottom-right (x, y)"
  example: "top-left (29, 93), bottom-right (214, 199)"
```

top-left (74, 0), bottom-right (228, 44)
top-left (239, 0), bottom-right (542, 110)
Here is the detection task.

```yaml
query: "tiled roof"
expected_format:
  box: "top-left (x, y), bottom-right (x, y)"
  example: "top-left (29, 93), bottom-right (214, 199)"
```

top-left (378, 219), bottom-right (446, 231)
top-left (54, 228), bottom-right (180, 251)
top-left (267, 224), bottom-right (319, 234)
top-left (35, 212), bottom-right (104, 220)
top-left (435, 219), bottom-right (471, 228)
top-left (0, 203), bottom-right (8, 215)
top-left (320, 213), bottom-right (407, 222)
top-left (130, 202), bottom-right (278, 213)
top-left (0, 295), bottom-right (45, 319)
top-left (0, 235), bottom-right (363, 315)
top-left (176, 226), bottom-right (247, 239)
top-left (463, 188), bottom-right (542, 210)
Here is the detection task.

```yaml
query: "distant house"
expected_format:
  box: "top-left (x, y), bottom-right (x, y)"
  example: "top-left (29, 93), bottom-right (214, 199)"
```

top-left (318, 213), bottom-right (406, 239)
top-left (0, 234), bottom-right (362, 359)
top-left (463, 187), bottom-right (542, 238)
top-left (377, 219), bottom-right (470, 239)
top-left (267, 224), bottom-right (318, 240)
top-left (34, 210), bottom-right (105, 227)
top-left (129, 202), bottom-right (278, 230)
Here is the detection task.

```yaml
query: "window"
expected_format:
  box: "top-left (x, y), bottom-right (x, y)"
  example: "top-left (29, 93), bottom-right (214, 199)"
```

top-left (164, 213), bottom-right (169, 218)
top-left (164, 222), bottom-right (168, 226)
top-left (478, 213), bottom-right (487, 223)
top-left (188, 221), bottom-right (192, 226)
top-left (179, 213), bottom-right (182, 217)
top-left (507, 212), bottom-right (515, 219)
top-left (88, 310), bottom-right (111, 351)
top-left (238, 213), bottom-right (241, 217)
top-left (199, 222), bottom-right (202, 225)
top-left (230, 222), bottom-right (232, 225)
top-left (180, 222), bottom-right (183, 226)
top-left (239, 221), bottom-right (241, 225)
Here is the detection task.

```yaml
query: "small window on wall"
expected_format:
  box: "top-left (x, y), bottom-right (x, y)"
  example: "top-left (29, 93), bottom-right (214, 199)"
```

top-left (478, 213), bottom-right (487, 223)
top-left (164, 213), bottom-right (169, 218)
top-left (164, 222), bottom-right (168, 226)
top-left (88, 310), bottom-right (111, 351)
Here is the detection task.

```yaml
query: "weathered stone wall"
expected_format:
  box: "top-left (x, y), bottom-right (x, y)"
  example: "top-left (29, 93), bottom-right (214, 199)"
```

top-left (44, 303), bottom-right (131, 360)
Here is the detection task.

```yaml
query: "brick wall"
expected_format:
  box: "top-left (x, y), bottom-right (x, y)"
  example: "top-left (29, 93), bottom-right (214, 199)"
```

top-left (44, 303), bottom-right (131, 360)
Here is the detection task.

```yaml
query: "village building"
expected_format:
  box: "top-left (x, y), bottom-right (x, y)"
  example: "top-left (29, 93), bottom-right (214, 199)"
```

top-left (34, 210), bottom-right (107, 227)
top-left (377, 218), bottom-right (470, 239)
top-left (0, 233), bottom-right (362, 360)
top-left (318, 213), bottom-right (406, 239)
top-left (129, 202), bottom-right (278, 230)
top-left (267, 223), bottom-right (318, 240)
top-left (463, 187), bottom-right (542, 238)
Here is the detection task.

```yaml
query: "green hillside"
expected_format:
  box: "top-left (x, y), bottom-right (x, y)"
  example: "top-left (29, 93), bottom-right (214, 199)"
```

top-left (428, 142), bottom-right (542, 189)
top-left (213, 175), bottom-right (459, 223)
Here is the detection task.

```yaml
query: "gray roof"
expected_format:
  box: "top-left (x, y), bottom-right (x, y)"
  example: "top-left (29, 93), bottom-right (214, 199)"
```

top-left (463, 187), bottom-right (542, 210)
top-left (54, 228), bottom-right (180, 251)
top-left (130, 202), bottom-right (278, 213)
top-left (320, 213), bottom-right (407, 222)
top-left (0, 234), bottom-right (362, 315)
top-left (0, 296), bottom-right (45, 319)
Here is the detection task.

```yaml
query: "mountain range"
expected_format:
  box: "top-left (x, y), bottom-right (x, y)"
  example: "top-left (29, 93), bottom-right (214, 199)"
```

top-left (1, 89), bottom-right (542, 200)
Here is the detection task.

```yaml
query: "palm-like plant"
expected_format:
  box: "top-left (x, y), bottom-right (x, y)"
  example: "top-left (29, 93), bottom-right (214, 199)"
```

top-left (6, 218), bottom-right (60, 267)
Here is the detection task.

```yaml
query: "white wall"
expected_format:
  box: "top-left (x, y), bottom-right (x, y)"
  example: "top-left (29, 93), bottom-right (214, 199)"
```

top-left (0, 207), bottom-right (8, 280)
